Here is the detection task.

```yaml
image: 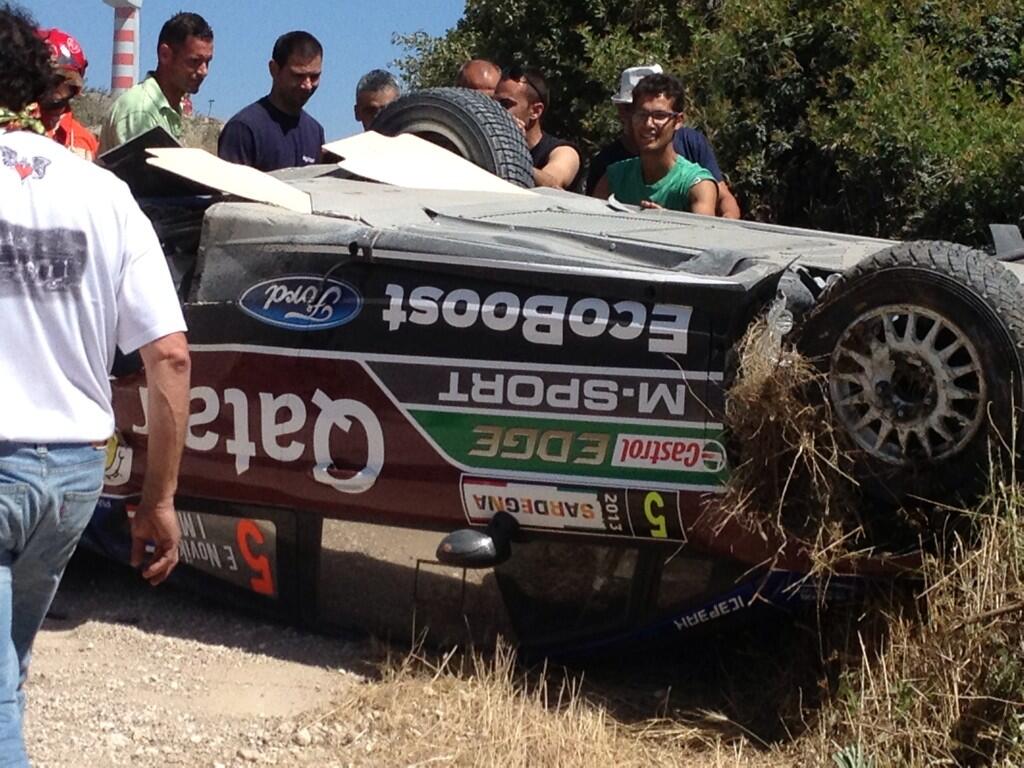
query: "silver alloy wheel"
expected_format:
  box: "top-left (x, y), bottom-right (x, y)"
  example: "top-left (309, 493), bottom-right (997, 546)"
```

top-left (829, 305), bottom-right (986, 465)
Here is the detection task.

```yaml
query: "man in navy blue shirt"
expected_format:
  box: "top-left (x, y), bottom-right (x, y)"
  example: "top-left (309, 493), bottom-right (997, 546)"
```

top-left (585, 65), bottom-right (741, 218)
top-left (218, 31), bottom-right (324, 171)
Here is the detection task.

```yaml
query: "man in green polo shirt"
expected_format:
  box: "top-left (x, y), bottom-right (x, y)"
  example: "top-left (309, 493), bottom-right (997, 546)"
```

top-left (100, 12), bottom-right (214, 152)
top-left (593, 73), bottom-right (717, 215)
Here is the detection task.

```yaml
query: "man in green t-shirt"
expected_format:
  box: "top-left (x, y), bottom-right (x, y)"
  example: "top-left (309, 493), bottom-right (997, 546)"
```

top-left (593, 74), bottom-right (717, 215)
top-left (100, 12), bottom-right (214, 152)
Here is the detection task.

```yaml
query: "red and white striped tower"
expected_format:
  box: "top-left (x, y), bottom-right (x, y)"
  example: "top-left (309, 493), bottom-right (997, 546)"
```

top-left (103, 0), bottom-right (143, 95)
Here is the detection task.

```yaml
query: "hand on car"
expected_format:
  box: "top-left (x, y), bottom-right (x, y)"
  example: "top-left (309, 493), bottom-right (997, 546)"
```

top-left (130, 499), bottom-right (182, 586)
top-left (640, 200), bottom-right (664, 210)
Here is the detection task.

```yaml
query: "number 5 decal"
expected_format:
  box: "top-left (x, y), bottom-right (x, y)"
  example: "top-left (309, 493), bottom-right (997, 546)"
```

top-left (644, 491), bottom-right (668, 538)
top-left (236, 519), bottom-right (275, 596)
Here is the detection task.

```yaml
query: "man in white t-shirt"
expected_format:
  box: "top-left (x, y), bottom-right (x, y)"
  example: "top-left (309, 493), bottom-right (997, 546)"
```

top-left (0, 6), bottom-right (191, 763)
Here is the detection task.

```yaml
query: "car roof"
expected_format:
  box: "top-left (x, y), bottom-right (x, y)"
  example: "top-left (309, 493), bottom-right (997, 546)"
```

top-left (271, 168), bottom-right (898, 274)
top-left (132, 138), bottom-right (899, 285)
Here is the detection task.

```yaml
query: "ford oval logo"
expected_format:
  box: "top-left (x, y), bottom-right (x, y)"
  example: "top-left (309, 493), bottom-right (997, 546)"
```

top-left (238, 275), bottom-right (363, 331)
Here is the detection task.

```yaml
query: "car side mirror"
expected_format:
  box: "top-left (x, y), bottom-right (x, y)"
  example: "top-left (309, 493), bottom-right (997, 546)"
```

top-left (436, 511), bottom-right (518, 569)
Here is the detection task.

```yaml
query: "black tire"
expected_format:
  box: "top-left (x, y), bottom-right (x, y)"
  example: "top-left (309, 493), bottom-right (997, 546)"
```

top-left (372, 87), bottom-right (535, 188)
top-left (797, 241), bottom-right (1024, 504)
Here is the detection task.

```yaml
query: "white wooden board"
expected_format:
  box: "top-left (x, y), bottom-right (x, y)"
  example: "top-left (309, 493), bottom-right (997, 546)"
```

top-left (323, 132), bottom-right (535, 196)
top-left (145, 148), bottom-right (313, 214)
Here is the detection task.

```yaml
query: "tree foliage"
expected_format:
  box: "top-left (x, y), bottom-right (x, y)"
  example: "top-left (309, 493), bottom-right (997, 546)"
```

top-left (394, 0), bottom-right (1024, 243)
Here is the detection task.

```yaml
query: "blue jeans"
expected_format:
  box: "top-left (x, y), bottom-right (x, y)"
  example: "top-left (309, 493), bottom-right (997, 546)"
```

top-left (0, 443), bottom-right (104, 767)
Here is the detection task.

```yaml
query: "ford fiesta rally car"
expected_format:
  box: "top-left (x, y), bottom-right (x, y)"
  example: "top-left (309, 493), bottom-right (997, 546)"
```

top-left (84, 90), bottom-right (1024, 657)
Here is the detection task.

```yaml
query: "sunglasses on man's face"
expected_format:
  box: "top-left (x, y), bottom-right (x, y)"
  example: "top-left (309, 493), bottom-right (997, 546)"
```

top-left (502, 65), bottom-right (545, 106)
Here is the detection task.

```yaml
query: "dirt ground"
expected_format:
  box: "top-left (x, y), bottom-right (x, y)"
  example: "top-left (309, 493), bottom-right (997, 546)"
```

top-left (22, 522), bottom-right (806, 767)
top-left (25, 549), bottom-right (377, 767)
top-left (24, 521), bottom-right (494, 767)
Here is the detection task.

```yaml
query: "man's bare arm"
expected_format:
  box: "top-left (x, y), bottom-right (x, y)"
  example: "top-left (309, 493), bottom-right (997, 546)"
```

top-left (534, 146), bottom-right (580, 189)
top-left (716, 181), bottom-right (741, 219)
top-left (134, 331), bottom-right (191, 585)
top-left (689, 179), bottom-right (718, 216)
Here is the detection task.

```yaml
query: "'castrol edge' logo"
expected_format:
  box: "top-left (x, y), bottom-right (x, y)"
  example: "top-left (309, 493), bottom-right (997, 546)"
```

top-left (382, 284), bottom-right (692, 354)
top-left (612, 434), bottom-right (727, 474)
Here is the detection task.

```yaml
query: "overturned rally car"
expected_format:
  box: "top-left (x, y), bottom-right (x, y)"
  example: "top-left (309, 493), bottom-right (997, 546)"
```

top-left (87, 92), bottom-right (1024, 657)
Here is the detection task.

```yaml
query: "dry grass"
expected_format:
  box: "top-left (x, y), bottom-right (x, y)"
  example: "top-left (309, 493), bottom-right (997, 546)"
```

top-left (320, 641), bottom-right (793, 768)
top-left (701, 318), bottom-right (1024, 765)
top-left (707, 317), bottom-right (864, 570)
top-left (807, 475), bottom-right (1024, 767)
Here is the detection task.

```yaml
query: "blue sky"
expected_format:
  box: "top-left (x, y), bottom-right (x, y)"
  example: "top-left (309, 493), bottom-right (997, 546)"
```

top-left (21, 0), bottom-right (466, 138)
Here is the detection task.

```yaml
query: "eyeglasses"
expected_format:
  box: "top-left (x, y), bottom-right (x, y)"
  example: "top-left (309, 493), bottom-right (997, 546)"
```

top-left (631, 109), bottom-right (679, 126)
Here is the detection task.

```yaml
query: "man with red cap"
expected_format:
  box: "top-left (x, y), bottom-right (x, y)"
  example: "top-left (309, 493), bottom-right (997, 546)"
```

top-left (36, 28), bottom-right (99, 161)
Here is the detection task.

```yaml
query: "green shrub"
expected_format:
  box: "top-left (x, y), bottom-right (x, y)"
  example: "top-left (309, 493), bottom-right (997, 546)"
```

top-left (681, 0), bottom-right (1024, 242)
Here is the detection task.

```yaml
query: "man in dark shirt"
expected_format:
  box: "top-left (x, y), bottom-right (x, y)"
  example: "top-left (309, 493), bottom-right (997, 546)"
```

top-left (218, 31), bottom-right (324, 172)
top-left (586, 65), bottom-right (741, 218)
top-left (493, 66), bottom-right (580, 189)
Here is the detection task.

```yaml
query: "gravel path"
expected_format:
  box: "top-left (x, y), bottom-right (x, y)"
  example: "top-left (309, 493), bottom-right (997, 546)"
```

top-left (24, 552), bottom-right (373, 768)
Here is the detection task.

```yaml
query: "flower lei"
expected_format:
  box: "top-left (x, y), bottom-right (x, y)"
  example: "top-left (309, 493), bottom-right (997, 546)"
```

top-left (0, 104), bottom-right (46, 135)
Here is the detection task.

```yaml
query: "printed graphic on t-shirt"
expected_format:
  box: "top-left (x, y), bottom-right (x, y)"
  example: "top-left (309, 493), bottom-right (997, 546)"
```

top-left (1, 146), bottom-right (50, 181)
top-left (0, 221), bottom-right (87, 291)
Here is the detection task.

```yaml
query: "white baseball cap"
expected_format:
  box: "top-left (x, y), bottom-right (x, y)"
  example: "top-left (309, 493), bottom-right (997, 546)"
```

top-left (611, 64), bottom-right (664, 104)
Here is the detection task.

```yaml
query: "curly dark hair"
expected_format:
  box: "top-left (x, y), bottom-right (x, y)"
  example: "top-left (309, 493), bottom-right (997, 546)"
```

top-left (0, 3), bottom-right (57, 112)
top-left (632, 73), bottom-right (687, 113)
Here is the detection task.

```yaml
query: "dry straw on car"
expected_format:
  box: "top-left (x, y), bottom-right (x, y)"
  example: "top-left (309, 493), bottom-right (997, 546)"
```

top-left (699, 316), bottom-right (1023, 763)
top-left (704, 316), bottom-right (863, 571)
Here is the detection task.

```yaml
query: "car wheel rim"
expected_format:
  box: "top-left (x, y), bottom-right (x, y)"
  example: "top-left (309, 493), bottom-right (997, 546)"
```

top-left (829, 305), bottom-right (986, 465)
